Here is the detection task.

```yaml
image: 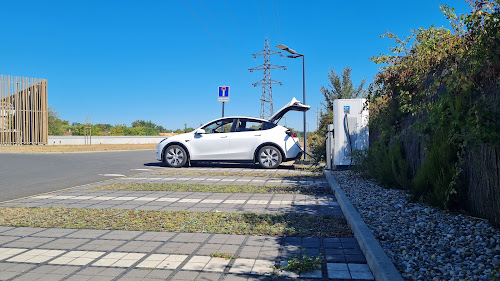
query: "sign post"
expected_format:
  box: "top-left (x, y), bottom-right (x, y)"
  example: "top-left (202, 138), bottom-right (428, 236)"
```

top-left (218, 86), bottom-right (230, 117)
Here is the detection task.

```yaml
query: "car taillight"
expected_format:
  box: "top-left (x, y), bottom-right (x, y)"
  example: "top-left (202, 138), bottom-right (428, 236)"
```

top-left (292, 132), bottom-right (297, 138)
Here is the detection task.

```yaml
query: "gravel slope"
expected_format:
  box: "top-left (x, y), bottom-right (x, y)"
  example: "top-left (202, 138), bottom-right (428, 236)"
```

top-left (333, 171), bottom-right (500, 281)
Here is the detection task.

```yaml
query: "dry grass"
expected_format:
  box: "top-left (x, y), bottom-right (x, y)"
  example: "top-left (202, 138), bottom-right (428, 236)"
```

top-left (0, 207), bottom-right (352, 237)
top-left (90, 182), bottom-right (333, 195)
top-left (0, 144), bottom-right (155, 153)
top-left (152, 170), bottom-right (323, 178)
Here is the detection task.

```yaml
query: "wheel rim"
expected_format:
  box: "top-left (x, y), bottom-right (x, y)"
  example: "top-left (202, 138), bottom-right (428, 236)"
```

top-left (166, 147), bottom-right (184, 166)
top-left (260, 148), bottom-right (279, 167)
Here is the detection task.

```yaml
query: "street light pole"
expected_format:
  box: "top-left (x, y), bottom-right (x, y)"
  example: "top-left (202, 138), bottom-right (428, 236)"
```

top-left (276, 44), bottom-right (307, 160)
top-left (302, 55), bottom-right (307, 160)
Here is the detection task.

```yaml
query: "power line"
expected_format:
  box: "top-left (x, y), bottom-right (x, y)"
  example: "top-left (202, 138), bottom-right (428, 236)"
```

top-left (261, 0), bottom-right (271, 39)
top-left (183, 0), bottom-right (241, 71)
top-left (275, 0), bottom-right (282, 43)
top-left (199, 0), bottom-right (242, 58)
top-left (222, 0), bottom-right (251, 52)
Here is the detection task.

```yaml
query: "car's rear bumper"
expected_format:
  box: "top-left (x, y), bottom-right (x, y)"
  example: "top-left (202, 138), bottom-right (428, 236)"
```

top-left (286, 151), bottom-right (302, 161)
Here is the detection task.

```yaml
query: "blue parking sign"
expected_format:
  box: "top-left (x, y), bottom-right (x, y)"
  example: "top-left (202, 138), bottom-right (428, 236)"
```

top-left (218, 86), bottom-right (230, 102)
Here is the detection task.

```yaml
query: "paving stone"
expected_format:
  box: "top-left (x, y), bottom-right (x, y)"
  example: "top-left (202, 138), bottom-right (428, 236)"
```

top-left (0, 271), bottom-right (19, 280)
top-left (0, 226), bottom-right (15, 233)
top-left (195, 272), bottom-right (222, 281)
top-left (156, 242), bottom-right (200, 255)
top-left (171, 233), bottom-right (211, 243)
top-left (92, 252), bottom-right (146, 267)
top-left (143, 269), bottom-right (173, 279)
top-left (0, 235), bottom-right (20, 246)
top-left (4, 237), bottom-right (54, 248)
top-left (171, 270), bottom-right (200, 280)
top-left (39, 238), bottom-right (90, 250)
top-left (203, 257), bottom-right (230, 272)
top-left (251, 260), bottom-right (274, 275)
top-left (77, 239), bottom-right (127, 251)
top-left (0, 247), bottom-right (27, 261)
top-left (229, 258), bottom-right (255, 274)
top-left (182, 255), bottom-right (211, 270)
top-left (49, 250), bottom-right (105, 266)
top-left (115, 241), bottom-right (162, 252)
top-left (8, 249), bottom-right (65, 263)
top-left (99, 230), bottom-right (143, 240)
top-left (65, 229), bottom-right (110, 239)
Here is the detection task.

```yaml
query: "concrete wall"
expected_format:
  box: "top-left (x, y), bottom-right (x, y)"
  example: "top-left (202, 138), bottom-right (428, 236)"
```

top-left (48, 136), bottom-right (165, 145)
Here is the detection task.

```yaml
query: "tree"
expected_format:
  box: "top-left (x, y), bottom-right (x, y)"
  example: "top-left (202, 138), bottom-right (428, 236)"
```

top-left (320, 66), bottom-right (366, 109)
top-left (310, 66), bottom-right (366, 160)
top-left (132, 120), bottom-right (156, 128)
top-left (48, 106), bottom-right (68, 135)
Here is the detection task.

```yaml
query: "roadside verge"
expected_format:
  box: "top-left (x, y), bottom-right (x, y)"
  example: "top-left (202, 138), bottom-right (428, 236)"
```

top-left (325, 171), bottom-right (403, 281)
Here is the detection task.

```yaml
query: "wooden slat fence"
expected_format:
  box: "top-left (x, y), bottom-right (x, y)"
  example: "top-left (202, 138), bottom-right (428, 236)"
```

top-left (0, 75), bottom-right (48, 145)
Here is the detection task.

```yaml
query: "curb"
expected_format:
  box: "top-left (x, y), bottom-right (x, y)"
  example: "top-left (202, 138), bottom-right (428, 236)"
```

top-left (325, 171), bottom-right (403, 281)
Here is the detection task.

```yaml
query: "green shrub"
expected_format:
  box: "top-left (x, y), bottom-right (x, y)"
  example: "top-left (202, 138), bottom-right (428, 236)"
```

top-left (352, 140), bottom-right (411, 190)
top-left (412, 131), bottom-right (459, 208)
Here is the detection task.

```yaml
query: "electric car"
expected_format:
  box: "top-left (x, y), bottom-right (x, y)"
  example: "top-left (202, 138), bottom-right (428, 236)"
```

top-left (156, 97), bottom-right (310, 169)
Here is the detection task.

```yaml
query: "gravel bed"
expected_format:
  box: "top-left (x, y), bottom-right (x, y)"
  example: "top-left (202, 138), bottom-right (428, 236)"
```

top-left (333, 170), bottom-right (500, 281)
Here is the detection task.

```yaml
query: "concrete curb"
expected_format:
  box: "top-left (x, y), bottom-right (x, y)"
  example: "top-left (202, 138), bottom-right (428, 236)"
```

top-left (325, 171), bottom-right (403, 281)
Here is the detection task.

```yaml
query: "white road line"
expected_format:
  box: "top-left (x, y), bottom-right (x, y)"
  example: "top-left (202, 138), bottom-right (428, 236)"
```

top-left (99, 174), bottom-right (126, 177)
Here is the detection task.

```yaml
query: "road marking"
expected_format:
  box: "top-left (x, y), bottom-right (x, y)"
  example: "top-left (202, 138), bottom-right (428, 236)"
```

top-left (99, 174), bottom-right (126, 177)
top-left (131, 169), bottom-right (152, 171)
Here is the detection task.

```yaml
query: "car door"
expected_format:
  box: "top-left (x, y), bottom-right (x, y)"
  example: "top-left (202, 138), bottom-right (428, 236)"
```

top-left (189, 118), bottom-right (235, 160)
top-left (226, 118), bottom-right (268, 160)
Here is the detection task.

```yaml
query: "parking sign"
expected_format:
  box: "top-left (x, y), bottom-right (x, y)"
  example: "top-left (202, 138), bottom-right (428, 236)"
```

top-left (218, 86), bottom-right (230, 102)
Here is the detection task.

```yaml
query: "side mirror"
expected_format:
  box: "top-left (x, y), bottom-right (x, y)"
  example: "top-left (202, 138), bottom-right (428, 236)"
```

top-left (194, 128), bottom-right (206, 134)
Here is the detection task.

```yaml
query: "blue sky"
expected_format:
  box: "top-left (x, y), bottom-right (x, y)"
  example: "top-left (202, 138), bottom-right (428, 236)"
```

top-left (0, 0), bottom-right (471, 131)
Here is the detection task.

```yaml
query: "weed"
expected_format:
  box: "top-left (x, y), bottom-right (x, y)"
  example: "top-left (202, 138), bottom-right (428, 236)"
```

top-left (90, 182), bottom-right (333, 195)
top-left (0, 207), bottom-right (352, 237)
top-left (280, 248), bottom-right (322, 274)
top-left (210, 252), bottom-right (234, 259)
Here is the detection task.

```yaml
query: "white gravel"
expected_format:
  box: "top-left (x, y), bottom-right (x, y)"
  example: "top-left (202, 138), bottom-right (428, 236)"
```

top-left (333, 170), bottom-right (500, 281)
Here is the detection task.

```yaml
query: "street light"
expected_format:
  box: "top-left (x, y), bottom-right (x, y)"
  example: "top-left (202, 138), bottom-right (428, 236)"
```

top-left (276, 44), bottom-right (307, 160)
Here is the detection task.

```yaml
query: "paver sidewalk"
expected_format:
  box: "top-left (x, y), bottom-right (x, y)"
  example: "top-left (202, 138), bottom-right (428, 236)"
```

top-left (0, 165), bottom-right (374, 280)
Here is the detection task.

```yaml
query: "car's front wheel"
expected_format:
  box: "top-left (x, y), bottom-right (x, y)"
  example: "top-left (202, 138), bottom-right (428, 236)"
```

top-left (164, 145), bottom-right (188, 168)
top-left (257, 146), bottom-right (282, 169)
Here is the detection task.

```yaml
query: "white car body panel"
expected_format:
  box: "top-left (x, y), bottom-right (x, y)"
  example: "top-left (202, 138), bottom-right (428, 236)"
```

top-left (227, 130), bottom-right (266, 160)
top-left (189, 132), bottom-right (231, 160)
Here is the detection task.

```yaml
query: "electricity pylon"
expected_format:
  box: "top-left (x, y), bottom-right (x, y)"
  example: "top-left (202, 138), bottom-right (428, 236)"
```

top-left (249, 39), bottom-right (285, 119)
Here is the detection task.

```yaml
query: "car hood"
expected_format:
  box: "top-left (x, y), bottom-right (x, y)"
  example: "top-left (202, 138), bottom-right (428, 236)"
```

top-left (268, 97), bottom-right (311, 123)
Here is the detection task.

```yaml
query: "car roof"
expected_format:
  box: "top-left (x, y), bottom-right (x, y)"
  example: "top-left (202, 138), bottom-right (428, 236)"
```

top-left (198, 116), bottom-right (271, 129)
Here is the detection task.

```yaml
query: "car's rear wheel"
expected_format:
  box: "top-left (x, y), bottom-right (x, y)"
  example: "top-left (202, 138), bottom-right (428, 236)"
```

top-left (257, 146), bottom-right (282, 169)
top-left (164, 145), bottom-right (188, 168)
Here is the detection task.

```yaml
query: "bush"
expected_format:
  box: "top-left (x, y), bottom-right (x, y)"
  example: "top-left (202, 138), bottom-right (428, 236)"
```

top-left (412, 130), bottom-right (459, 208)
top-left (352, 140), bottom-right (411, 190)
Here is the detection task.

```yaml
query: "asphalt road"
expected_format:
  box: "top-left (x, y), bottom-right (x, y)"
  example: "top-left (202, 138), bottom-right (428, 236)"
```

top-left (0, 150), bottom-right (159, 202)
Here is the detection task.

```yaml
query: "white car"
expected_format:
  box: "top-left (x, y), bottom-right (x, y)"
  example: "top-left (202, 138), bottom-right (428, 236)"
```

top-left (156, 98), bottom-right (310, 169)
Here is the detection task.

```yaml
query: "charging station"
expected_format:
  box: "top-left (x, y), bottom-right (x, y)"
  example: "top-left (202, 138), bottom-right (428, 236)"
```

top-left (326, 99), bottom-right (369, 168)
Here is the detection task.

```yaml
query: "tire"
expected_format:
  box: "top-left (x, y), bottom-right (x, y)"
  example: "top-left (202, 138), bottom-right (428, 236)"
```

top-left (257, 145), bottom-right (282, 169)
top-left (163, 145), bottom-right (188, 168)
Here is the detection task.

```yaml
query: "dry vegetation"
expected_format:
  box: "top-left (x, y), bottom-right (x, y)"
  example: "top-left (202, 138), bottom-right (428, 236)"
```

top-left (0, 144), bottom-right (155, 153)
top-left (0, 207), bottom-right (352, 237)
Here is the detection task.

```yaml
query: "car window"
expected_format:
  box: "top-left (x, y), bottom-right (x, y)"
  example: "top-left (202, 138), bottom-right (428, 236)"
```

top-left (261, 122), bottom-right (276, 130)
top-left (203, 119), bottom-right (234, 134)
top-left (236, 119), bottom-right (261, 132)
top-left (235, 119), bottom-right (276, 132)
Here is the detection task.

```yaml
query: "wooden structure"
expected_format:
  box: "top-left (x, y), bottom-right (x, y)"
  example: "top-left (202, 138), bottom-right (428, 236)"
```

top-left (0, 75), bottom-right (48, 145)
